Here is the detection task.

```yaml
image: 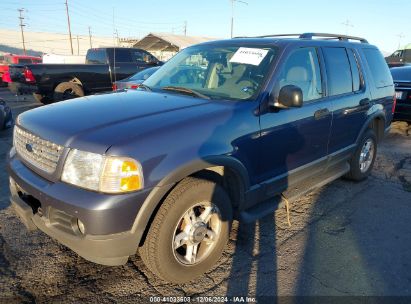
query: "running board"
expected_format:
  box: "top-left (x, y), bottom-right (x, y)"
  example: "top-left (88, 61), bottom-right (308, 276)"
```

top-left (239, 162), bottom-right (350, 223)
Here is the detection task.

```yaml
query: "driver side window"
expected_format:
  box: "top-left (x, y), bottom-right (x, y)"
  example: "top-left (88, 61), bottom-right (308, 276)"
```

top-left (278, 48), bottom-right (323, 103)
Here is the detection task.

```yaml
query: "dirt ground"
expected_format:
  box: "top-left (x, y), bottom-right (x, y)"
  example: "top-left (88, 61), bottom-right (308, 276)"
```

top-left (0, 88), bottom-right (410, 303)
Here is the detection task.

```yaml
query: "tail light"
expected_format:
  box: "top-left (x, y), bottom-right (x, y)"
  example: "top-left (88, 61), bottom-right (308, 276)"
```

top-left (112, 83), bottom-right (118, 91)
top-left (23, 68), bottom-right (36, 84)
top-left (392, 94), bottom-right (397, 114)
top-left (130, 84), bottom-right (140, 89)
top-left (2, 71), bottom-right (11, 83)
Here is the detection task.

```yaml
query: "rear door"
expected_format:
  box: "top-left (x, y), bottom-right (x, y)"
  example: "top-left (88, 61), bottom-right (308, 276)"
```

top-left (324, 47), bottom-right (370, 156)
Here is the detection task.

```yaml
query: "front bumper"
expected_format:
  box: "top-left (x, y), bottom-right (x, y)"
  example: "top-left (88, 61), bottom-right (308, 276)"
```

top-left (8, 155), bottom-right (153, 266)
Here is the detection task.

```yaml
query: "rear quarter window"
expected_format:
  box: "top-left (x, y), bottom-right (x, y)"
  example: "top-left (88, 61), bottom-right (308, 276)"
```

top-left (362, 48), bottom-right (392, 88)
top-left (86, 49), bottom-right (107, 64)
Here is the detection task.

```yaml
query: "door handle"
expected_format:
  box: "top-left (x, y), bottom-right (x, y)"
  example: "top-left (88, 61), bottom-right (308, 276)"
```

top-left (314, 108), bottom-right (330, 120)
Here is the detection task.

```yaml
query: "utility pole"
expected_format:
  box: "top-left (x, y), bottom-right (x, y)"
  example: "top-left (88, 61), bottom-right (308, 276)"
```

top-left (115, 29), bottom-right (119, 46)
top-left (397, 33), bottom-right (405, 49)
top-left (184, 21), bottom-right (187, 36)
top-left (341, 19), bottom-right (354, 35)
top-left (65, 0), bottom-right (74, 55)
top-left (88, 26), bottom-right (93, 48)
top-left (230, 0), bottom-right (248, 38)
top-left (18, 9), bottom-right (26, 55)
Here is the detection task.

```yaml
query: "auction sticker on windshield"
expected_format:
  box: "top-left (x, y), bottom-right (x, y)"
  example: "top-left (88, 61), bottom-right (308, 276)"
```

top-left (229, 47), bottom-right (269, 66)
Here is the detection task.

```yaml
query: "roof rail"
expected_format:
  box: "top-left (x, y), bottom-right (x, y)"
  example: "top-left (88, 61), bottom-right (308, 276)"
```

top-left (234, 32), bottom-right (369, 43)
top-left (299, 33), bottom-right (368, 43)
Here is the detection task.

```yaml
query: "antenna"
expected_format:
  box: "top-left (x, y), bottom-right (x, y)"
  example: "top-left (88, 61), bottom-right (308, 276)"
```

top-left (65, 0), bottom-right (74, 55)
top-left (230, 0), bottom-right (248, 38)
top-left (18, 8), bottom-right (26, 55)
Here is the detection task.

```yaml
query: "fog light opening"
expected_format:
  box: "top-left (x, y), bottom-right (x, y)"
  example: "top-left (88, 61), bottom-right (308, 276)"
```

top-left (77, 219), bottom-right (86, 235)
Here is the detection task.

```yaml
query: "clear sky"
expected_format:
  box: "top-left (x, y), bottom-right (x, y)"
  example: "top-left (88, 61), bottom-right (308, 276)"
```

top-left (1, 0), bottom-right (409, 54)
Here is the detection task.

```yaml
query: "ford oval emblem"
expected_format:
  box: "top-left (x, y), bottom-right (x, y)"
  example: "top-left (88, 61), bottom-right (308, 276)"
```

top-left (25, 143), bottom-right (33, 153)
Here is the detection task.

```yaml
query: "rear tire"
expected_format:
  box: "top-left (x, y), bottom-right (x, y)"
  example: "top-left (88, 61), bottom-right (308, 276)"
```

top-left (139, 177), bottom-right (233, 283)
top-left (345, 129), bottom-right (377, 181)
top-left (53, 82), bottom-right (84, 102)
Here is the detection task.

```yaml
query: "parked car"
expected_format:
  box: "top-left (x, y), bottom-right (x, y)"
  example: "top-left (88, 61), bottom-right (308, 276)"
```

top-left (8, 33), bottom-right (394, 283)
top-left (8, 48), bottom-right (162, 104)
top-left (0, 98), bottom-right (13, 129)
top-left (385, 46), bottom-right (411, 67)
top-left (0, 53), bottom-right (41, 87)
top-left (390, 66), bottom-right (411, 122)
top-left (113, 66), bottom-right (160, 91)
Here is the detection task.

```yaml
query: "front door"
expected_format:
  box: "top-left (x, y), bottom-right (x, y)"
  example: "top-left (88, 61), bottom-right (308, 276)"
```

top-left (258, 47), bottom-right (332, 194)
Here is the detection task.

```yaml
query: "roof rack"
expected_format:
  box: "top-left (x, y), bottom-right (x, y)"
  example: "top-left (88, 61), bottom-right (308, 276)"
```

top-left (234, 33), bottom-right (369, 43)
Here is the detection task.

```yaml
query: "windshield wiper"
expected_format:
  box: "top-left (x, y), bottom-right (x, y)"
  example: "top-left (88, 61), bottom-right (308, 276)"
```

top-left (138, 83), bottom-right (152, 92)
top-left (161, 86), bottom-right (210, 100)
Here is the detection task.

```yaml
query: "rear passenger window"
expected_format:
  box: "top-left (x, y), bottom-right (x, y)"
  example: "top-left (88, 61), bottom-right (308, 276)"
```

top-left (323, 47), bottom-right (352, 96)
top-left (347, 49), bottom-right (361, 92)
top-left (362, 48), bottom-right (392, 88)
top-left (278, 47), bottom-right (323, 102)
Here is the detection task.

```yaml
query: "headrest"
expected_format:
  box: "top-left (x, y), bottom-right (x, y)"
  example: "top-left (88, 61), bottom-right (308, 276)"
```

top-left (286, 66), bottom-right (308, 82)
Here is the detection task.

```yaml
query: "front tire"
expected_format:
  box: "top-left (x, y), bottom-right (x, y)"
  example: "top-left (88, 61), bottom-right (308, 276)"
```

top-left (139, 177), bottom-right (233, 283)
top-left (345, 129), bottom-right (377, 181)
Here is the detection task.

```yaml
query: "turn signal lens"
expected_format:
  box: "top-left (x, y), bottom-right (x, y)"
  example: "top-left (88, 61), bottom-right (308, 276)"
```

top-left (100, 157), bottom-right (143, 193)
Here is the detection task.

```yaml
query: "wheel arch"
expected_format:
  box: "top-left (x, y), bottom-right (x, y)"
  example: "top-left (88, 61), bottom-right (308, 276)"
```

top-left (356, 112), bottom-right (386, 144)
top-left (131, 156), bottom-right (250, 247)
top-left (53, 77), bottom-right (83, 91)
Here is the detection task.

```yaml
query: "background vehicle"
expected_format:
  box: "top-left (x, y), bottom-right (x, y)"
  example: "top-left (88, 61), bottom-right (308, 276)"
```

top-left (385, 44), bottom-right (411, 67)
top-left (391, 66), bottom-right (411, 122)
top-left (0, 53), bottom-right (41, 86)
top-left (113, 66), bottom-right (160, 91)
top-left (0, 98), bottom-right (13, 130)
top-left (8, 47), bottom-right (162, 104)
top-left (8, 33), bottom-right (394, 283)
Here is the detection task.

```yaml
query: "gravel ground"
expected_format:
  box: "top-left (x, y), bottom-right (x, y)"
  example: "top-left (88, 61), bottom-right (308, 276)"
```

top-left (0, 88), bottom-right (410, 303)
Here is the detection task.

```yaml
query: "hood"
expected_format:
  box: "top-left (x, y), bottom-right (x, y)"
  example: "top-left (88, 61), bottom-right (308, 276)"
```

top-left (17, 90), bottom-right (232, 154)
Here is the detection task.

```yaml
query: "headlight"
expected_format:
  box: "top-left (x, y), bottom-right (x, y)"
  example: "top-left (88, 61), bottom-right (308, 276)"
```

top-left (61, 149), bottom-right (144, 193)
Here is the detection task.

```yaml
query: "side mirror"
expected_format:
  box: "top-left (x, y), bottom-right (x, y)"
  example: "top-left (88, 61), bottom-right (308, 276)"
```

top-left (271, 85), bottom-right (303, 108)
top-left (147, 56), bottom-right (158, 65)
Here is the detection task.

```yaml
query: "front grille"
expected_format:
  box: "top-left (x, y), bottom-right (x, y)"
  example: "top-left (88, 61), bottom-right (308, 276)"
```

top-left (14, 126), bottom-right (64, 174)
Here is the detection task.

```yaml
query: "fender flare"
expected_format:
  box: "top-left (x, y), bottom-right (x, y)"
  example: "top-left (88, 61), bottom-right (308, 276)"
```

top-left (129, 155), bottom-right (250, 246)
top-left (355, 111), bottom-right (386, 144)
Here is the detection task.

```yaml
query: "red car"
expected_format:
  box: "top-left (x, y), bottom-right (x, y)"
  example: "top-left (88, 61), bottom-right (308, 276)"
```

top-left (0, 54), bottom-right (42, 86)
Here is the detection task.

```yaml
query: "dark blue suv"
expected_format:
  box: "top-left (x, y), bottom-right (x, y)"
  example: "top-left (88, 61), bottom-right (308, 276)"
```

top-left (8, 33), bottom-right (394, 283)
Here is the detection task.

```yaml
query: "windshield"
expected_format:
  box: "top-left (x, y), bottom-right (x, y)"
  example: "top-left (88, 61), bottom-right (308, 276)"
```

top-left (129, 67), bottom-right (159, 81)
top-left (144, 45), bottom-right (277, 100)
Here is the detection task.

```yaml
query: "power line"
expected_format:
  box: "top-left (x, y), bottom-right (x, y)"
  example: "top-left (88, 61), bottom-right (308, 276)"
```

top-left (64, 0), bottom-right (73, 55)
top-left (18, 8), bottom-right (26, 55)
